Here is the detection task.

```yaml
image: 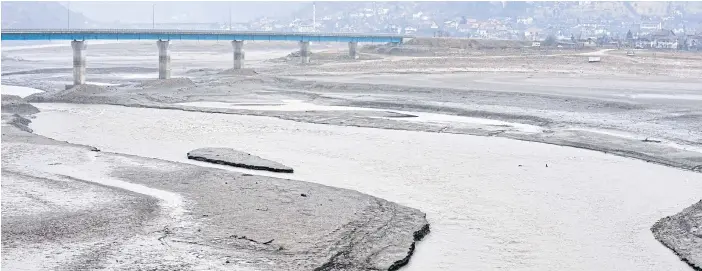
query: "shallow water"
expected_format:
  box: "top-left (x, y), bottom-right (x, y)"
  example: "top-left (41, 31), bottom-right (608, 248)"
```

top-left (30, 102), bottom-right (702, 271)
top-left (566, 127), bottom-right (702, 153)
top-left (1, 85), bottom-right (44, 97)
top-left (44, 152), bottom-right (186, 220)
top-left (628, 93), bottom-right (702, 101)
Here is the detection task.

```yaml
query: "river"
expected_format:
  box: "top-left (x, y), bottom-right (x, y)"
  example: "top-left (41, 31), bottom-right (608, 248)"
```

top-left (25, 101), bottom-right (702, 271)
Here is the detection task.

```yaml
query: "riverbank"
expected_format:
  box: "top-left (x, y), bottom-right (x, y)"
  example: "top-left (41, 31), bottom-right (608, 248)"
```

top-left (3, 40), bottom-right (702, 270)
top-left (25, 101), bottom-right (701, 271)
top-left (8, 42), bottom-right (701, 173)
top-left (20, 70), bottom-right (702, 173)
top-left (1, 96), bottom-right (429, 270)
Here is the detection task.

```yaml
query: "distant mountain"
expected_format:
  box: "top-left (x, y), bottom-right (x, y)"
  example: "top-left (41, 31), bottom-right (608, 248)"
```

top-left (274, 1), bottom-right (702, 35)
top-left (53, 1), bottom-right (307, 24)
top-left (2, 1), bottom-right (307, 29)
top-left (2, 1), bottom-right (94, 29)
top-left (286, 1), bottom-right (702, 22)
top-left (289, 2), bottom-right (519, 21)
top-left (3, 1), bottom-right (702, 31)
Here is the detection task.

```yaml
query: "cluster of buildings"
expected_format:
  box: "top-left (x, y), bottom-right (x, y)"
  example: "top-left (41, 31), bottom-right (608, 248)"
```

top-left (204, 4), bottom-right (702, 51)
top-left (627, 26), bottom-right (701, 50)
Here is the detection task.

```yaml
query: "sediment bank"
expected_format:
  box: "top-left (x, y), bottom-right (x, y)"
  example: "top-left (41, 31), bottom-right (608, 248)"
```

top-left (23, 78), bottom-right (702, 174)
top-left (3, 41), bottom-right (701, 270)
top-left (1, 98), bottom-right (429, 270)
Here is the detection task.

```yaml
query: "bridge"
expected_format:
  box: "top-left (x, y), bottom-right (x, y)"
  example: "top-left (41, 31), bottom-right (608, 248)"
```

top-left (1, 29), bottom-right (409, 86)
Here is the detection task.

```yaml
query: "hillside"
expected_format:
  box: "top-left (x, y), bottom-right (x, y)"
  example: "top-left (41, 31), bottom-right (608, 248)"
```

top-left (1, 1), bottom-right (94, 29)
top-left (3, 1), bottom-right (702, 32)
top-left (287, 1), bottom-right (702, 22)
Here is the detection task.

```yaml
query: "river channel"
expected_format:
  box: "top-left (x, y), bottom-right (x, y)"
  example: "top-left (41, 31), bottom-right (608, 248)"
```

top-left (27, 102), bottom-right (702, 271)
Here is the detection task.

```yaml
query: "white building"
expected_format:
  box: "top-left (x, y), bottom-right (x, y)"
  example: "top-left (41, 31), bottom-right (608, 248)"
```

top-left (297, 25), bottom-right (314, 32)
top-left (640, 22), bottom-right (662, 34)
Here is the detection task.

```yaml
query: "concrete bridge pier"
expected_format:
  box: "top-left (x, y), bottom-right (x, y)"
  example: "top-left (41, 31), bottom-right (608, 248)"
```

top-left (348, 42), bottom-right (359, 59)
top-left (157, 40), bottom-right (171, 79)
top-left (71, 40), bottom-right (87, 86)
top-left (232, 40), bottom-right (245, 69)
top-left (299, 41), bottom-right (310, 64)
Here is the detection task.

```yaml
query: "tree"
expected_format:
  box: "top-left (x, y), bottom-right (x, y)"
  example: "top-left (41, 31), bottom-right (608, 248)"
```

top-left (543, 34), bottom-right (557, 46)
top-left (626, 30), bottom-right (633, 40)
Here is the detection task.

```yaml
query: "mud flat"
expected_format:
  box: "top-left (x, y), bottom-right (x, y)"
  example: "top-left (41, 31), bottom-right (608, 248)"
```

top-left (652, 200), bottom-right (702, 270)
top-left (22, 77), bottom-right (702, 173)
top-left (11, 42), bottom-right (702, 174)
top-left (2, 94), bottom-right (39, 115)
top-left (29, 102), bottom-right (702, 271)
top-left (1, 85), bottom-right (43, 97)
top-left (4, 41), bottom-right (702, 270)
top-left (1, 104), bottom-right (429, 270)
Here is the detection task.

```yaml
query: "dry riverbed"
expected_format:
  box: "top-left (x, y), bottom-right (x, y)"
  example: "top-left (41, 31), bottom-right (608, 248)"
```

top-left (2, 40), bottom-right (702, 270)
top-left (1, 92), bottom-right (429, 270)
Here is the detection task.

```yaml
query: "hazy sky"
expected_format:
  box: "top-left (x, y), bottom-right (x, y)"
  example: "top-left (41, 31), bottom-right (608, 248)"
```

top-left (61, 1), bottom-right (311, 24)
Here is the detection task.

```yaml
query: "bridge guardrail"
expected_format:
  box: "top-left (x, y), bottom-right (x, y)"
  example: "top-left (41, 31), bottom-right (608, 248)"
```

top-left (1, 29), bottom-right (414, 40)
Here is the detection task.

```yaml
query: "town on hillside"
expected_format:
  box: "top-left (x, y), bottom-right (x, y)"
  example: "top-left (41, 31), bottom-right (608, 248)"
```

top-left (232, 2), bottom-right (702, 51)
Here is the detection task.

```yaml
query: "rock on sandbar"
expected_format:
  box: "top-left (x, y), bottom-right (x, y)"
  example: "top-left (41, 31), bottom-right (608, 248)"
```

top-left (652, 200), bottom-right (702, 270)
top-left (187, 147), bottom-right (294, 173)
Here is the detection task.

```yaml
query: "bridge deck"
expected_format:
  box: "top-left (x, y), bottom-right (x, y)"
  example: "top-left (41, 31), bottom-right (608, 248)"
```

top-left (1, 29), bottom-right (408, 43)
